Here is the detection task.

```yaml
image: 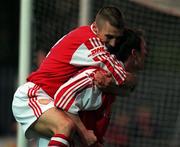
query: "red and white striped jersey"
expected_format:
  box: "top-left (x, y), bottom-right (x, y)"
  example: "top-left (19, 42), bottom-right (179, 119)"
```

top-left (54, 67), bottom-right (100, 114)
top-left (54, 67), bottom-right (114, 142)
top-left (27, 24), bottom-right (126, 98)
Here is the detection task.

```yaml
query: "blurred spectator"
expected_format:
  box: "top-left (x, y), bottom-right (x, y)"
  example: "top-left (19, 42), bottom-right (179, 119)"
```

top-left (105, 113), bottom-right (130, 147)
top-left (104, 104), bottom-right (160, 147)
top-left (132, 105), bottom-right (155, 137)
top-left (129, 104), bottom-right (160, 147)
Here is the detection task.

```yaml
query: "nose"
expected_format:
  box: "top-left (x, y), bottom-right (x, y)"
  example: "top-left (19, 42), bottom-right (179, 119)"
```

top-left (109, 39), bottom-right (116, 47)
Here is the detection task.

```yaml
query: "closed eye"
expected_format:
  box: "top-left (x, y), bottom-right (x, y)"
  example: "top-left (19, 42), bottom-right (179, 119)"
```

top-left (105, 35), bottom-right (114, 40)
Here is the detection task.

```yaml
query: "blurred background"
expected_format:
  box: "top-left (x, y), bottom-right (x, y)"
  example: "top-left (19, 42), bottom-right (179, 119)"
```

top-left (0, 0), bottom-right (180, 147)
top-left (0, 0), bottom-right (19, 146)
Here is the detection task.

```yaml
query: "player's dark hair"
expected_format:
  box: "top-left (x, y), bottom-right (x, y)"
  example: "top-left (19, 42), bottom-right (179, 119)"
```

top-left (95, 6), bottom-right (125, 29)
top-left (116, 28), bottom-right (144, 62)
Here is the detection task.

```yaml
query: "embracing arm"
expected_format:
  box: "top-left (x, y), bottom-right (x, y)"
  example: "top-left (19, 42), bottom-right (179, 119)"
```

top-left (71, 41), bottom-right (137, 90)
top-left (64, 112), bottom-right (102, 146)
top-left (94, 69), bottom-right (137, 95)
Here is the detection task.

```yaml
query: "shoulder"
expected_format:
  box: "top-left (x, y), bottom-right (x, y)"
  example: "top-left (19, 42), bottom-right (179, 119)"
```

top-left (70, 26), bottom-right (105, 49)
top-left (84, 36), bottom-right (105, 51)
top-left (69, 26), bottom-right (93, 37)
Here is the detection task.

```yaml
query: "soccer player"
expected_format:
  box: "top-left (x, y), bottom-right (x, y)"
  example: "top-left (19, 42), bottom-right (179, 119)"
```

top-left (12, 6), bottom-right (137, 147)
top-left (77, 28), bottom-right (148, 146)
top-left (36, 28), bottom-right (148, 146)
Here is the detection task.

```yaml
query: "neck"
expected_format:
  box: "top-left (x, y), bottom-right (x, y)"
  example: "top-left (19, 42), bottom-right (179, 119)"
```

top-left (124, 59), bottom-right (137, 73)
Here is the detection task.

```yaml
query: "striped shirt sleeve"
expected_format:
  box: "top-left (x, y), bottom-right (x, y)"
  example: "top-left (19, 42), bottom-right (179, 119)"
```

top-left (70, 37), bottom-right (126, 86)
top-left (54, 68), bottom-right (102, 114)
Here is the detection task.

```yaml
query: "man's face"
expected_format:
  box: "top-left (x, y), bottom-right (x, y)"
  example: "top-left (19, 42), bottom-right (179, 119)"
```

top-left (96, 21), bottom-right (123, 49)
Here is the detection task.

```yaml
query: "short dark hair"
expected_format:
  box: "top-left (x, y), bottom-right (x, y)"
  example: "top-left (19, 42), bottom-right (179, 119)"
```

top-left (95, 6), bottom-right (125, 29)
top-left (116, 28), bottom-right (144, 62)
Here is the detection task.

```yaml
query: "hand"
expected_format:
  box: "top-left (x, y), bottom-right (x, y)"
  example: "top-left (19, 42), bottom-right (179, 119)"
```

top-left (83, 130), bottom-right (98, 146)
top-left (94, 70), bottom-right (113, 89)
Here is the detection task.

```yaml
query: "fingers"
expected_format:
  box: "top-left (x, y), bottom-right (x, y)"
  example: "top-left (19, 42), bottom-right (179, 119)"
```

top-left (85, 130), bottom-right (98, 146)
top-left (94, 69), bottom-right (137, 90)
top-left (84, 130), bottom-right (103, 147)
top-left (94, 70), bottom-right (113, 89)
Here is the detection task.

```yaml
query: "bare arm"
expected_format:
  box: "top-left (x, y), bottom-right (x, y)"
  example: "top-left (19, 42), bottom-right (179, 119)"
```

top-left (94, 70), bottom-right (137, 95)
top-left (64, 112), bottom-right (98, 146)
top-left (101, 82), bottom-right (135, 96)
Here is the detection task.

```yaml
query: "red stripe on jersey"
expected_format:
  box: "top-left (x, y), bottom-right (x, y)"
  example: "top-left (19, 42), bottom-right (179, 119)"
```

top-left (28, 85), bottom-right (40, 98)
top-left (107, 55), bottom-right (126, 76)
top-left (90, 38), bottom-right (96, 48)
top-left (32, 85), bottom-right (39, 97)
top-left (57, 78), bottom-right (91, 109)
top-left (28, 100), bottom-right (38, 117)
top-left (93, 37), bottom-right (102, 47)
top-left (33, 97), bottom-right (42, 116)
top-left (62, 79), bottom-right (91, 109)
top-left (97, 38), bottom-right (103, 46)
top-left (64, 97), bottom-right (75, 113)
top-left (32, 98), bottom-right (41, 117)
top-left (28, 85), bottom-right (42, 118)
top-left (92, 38), bottom-right (99, 47)
top-left (29, 87), bottom-right (33, 98)
top-left (63, 81), bottom-right (92, 112)
top-left (102, 54), bottom-right (126, 80)
top-left (54, 76), bottom-right (88, 107)
top-left (85, 38), bottom-right (94, 50)
top-left (93, 53), bottom-right (126, 85)
top-left (85, 37), bottom-right (104, 51)
top-left (29, 98), bottom-right (40, 117)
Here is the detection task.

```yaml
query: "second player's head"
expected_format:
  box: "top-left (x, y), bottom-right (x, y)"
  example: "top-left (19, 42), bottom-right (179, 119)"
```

top-left (116, 28), bottom-right (148, 72)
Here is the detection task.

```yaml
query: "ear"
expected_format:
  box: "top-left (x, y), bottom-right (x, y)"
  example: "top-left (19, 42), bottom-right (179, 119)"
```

top-left (131, 49), bottom-right (137, 58)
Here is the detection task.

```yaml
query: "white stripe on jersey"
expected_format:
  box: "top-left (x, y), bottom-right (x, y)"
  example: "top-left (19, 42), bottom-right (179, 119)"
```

top-left (55, 77), bottom-right (87, 107)
top-left (89, 38), bottom-right (96, 48)
top-left (54, 68), bottom-right (104, 113)
top-left (59, 78), bottom-right (92, 109)
top-left (54, 68), bottom-right (95, 109)
top-left (97, 54), bottom-right (126, 82)
top-left (62, 80), bottom-right (91, 110)
top-left (108, 55), bottom-right (126, 77)
top-left (97, 38), bottom-right (103, 46)
top-left (92, 38), bottom-right (100, 47)
top-left (103, 54), bottom-right (126, 76)
top-left (70, 35), bottom-right (126, 85)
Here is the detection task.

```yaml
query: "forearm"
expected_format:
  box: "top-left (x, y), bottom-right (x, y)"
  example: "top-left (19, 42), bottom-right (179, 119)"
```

top-left (64, 112), bottom-right (97, 146)
top-left (94, 70), bottom-right (137, 95)
top-left (101, 83), bottom-right (133, 96)
top-left (65, 112), bottom-right (88, 138)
